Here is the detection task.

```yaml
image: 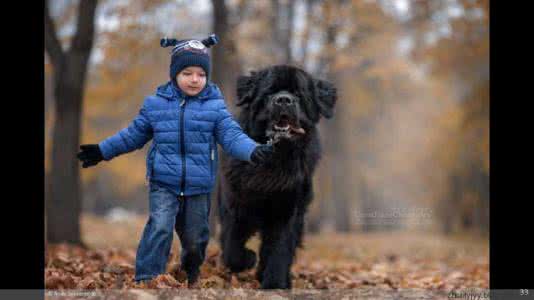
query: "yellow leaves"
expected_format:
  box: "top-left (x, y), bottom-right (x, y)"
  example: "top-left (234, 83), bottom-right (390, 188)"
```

top-left (202, 276), bottom-right (226, 288)
top-left (78, 277), bottom-right (97, 289)
top-left (153, 274), bottom-right (180, 289)
top-left (45, 273), bottom-right (77, 289)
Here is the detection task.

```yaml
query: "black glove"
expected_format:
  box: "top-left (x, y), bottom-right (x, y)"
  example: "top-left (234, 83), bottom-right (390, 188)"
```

top-left (250, 144), bottom-right (274, 165)
top-left (77, 144), bottom-right (104, 168)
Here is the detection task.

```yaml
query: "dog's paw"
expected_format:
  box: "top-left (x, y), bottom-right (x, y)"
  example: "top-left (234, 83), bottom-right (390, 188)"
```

top-left (225, 248), bottom-right (257, 273)
top-left (260, 269), bottom-right (292, 289)
top-left (261, 276), bottom-right (289, 289)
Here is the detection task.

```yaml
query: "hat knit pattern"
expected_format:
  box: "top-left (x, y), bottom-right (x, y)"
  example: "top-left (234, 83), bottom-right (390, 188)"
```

top-left (161, 34), bottom-right (219, 82)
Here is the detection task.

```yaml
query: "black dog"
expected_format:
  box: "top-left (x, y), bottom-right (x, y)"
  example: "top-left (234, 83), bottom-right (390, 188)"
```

top-left (217, 65), bottom-right (337, 289)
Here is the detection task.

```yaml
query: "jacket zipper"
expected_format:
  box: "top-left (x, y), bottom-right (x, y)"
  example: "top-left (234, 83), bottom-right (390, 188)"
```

top-left (180, 98), bottom-right (186, 197)
top-left (209, 140), bottom-right (214, 178)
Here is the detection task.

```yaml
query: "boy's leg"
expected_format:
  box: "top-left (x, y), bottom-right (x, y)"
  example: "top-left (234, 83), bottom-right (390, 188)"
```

top-left (134, 182), bottom-right (181, 283)
top-left (175, 193), bottom-right (211, 284)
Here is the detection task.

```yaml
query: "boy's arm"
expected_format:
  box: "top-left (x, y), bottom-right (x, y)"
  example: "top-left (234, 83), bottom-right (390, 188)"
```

top-left (98, 100), bottom-right (153, 161)
top-left (214, 101), bottom-right (258, 162)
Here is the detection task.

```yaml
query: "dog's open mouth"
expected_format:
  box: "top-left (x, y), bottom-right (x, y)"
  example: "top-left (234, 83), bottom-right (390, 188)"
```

top-left (267, 116), bottom-right (306, 142)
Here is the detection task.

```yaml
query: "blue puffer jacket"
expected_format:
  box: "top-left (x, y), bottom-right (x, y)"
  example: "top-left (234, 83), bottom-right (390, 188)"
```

top-left (98, 81), bottom-right (258, 196)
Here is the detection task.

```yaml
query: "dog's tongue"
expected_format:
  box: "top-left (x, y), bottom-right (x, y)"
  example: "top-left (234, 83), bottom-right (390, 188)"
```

top-left (290, 126), bottom-right (306, 135)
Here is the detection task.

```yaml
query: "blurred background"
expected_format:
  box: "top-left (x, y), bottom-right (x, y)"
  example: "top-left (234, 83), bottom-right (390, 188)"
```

top-left (45, 0), bottom-right (488, 246)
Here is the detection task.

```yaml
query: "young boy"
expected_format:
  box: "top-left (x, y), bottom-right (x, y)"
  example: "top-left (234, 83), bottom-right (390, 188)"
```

top-left (77, 34), bottom-right (274, 286)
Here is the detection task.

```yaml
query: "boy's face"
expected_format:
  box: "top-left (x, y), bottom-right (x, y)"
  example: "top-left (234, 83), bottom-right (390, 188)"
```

top-left (176, 66), bottom-right (207, 96)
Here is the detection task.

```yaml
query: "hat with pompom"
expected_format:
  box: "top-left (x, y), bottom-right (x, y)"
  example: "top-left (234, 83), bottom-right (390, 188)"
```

top-left (160, 34), bottom-right (218, 82)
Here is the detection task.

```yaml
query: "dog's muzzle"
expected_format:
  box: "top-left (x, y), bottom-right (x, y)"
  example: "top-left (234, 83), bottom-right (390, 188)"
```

top-left (266, 92), bottom-right (306, 143)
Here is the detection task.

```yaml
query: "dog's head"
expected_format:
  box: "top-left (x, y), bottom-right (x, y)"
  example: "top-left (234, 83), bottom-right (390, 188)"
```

top-left (236, 65), bottom-right (337, 144)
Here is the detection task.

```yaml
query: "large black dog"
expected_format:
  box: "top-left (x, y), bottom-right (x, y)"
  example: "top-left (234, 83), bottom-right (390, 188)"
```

top-left (217, 65), bottom-right (337, 289)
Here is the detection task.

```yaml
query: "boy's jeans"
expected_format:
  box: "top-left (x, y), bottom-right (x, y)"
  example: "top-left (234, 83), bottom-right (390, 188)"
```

top-left (134, 181), bottom-right (210, 282)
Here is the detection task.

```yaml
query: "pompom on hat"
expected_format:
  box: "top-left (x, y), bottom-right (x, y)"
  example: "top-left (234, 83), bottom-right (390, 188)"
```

top-left (161, 34), bottom-right (219, 82)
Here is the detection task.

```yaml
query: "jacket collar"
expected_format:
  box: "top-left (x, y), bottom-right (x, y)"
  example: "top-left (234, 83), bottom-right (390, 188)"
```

top-left (155, 80), bottom-right (222, 101)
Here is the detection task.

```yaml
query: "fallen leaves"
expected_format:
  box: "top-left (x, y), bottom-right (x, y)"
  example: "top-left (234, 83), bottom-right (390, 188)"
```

top-left (45, 231), bottom-right (488, 291)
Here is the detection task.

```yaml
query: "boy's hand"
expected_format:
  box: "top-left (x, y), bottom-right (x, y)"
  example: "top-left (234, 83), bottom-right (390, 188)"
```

top-left (250, 144), bottom-right (274, 166)
top-left (77, 144), bottom-right (104, 168)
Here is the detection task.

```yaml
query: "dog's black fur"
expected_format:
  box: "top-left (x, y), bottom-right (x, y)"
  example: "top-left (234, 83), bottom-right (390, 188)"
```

top-left (217, 65), bottom-right (337, 289)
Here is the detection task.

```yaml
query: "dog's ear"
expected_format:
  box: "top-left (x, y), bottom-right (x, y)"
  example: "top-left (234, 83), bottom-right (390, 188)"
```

top-left (236, 71), bottom-right (258, 107)
top-left (314, 79), bottom-right (337, 119)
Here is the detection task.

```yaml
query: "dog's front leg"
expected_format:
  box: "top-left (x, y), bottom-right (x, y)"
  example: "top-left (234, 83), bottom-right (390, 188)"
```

top-left (220, 217), bottom-right (257, 273)
top-left (260, 212), bottom-right (298, 289)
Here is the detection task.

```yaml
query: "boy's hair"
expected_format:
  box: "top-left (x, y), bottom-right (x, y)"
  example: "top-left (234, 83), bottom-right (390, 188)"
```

top-left (161, 34), bottom-right (218, 83)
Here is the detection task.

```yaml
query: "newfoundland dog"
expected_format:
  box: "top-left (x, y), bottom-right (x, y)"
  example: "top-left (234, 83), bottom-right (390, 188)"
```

top-left (217, 65), bottom-right (337, 289)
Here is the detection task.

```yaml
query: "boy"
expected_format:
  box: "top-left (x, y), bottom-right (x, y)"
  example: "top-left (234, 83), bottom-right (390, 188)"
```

top-left (77, 34), bottom-right (274, 287)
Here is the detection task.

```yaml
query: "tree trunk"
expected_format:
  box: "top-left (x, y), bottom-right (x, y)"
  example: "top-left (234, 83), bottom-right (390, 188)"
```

top-left (299, 0), bottom-right (313, 68)
top-left (211, 0), bottom-right (241, 104)
top-left (305, 214), bottom-right (321, 233)
top-left (331, 156), bottom-right (351, 232)
top-left (473, 166), bottom-right (489, 234)
top-left (210, 0), bottom-right (243, 237)
top-left (480, 174), bottom-right (489, 234)
top-left (45, 0), bottom-right (97, 245)
top-left (441, 174), bottom-right (462, 235)
top-left (270, 0), bottom-right (295, 64)
top-left (281, 0), bottom-right (294, 64)
top-left (316, 1), bottom-right (351, 232)
top-left (305, 154), bottom-right (330, 234)
top-left (47, 70), bottom-right (84, 244)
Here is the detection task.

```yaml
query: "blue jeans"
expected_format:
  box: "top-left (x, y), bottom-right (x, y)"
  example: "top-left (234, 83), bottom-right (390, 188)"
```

top-left (134, 181), bottom-right (210, 282)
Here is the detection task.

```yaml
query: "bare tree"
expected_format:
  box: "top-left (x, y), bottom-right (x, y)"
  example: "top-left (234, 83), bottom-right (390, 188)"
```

top-left (211, 0), bottom-right (245, 103)
top-left (315, 0), bottom-right (352, 232)
top-left (45, 0), bottom-right (98, 245)
top-left (298, 0), bottom-right (313, 68)
top-left (209, 0), bottom-right (248, 237)
top-left (270, 0), bottom-right (296, 64)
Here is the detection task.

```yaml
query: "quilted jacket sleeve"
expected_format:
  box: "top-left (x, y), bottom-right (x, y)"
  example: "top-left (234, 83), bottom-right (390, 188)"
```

top-left (214, 100), bottom-right (258, 162)
top-left (98, 99), bottom-right (153, 161)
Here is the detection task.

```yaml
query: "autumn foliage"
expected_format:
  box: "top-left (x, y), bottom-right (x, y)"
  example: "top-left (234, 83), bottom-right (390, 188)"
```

top-left (45, 215), bottom-right (488, 293)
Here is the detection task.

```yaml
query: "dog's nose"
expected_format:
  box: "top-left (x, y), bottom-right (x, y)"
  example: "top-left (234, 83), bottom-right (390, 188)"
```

top-left (274, 96), bottom-right (294, 106)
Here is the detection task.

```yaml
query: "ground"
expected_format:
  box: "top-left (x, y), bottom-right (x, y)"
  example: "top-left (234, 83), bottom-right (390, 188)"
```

top-left (45, 213), bottom-right (488, 298)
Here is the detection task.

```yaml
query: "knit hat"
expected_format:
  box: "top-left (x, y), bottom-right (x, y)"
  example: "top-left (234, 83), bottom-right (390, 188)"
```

top-left (160, 34), bottom-right (218, 82)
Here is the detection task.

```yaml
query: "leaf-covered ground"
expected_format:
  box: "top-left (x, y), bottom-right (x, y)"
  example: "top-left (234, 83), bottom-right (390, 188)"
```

top-left (45, 214), bottom-right (488, 298)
